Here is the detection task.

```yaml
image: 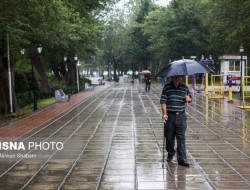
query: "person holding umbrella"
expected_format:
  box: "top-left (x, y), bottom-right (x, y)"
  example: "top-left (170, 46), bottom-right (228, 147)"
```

top-left (158, 58), bottom-right (213, 167)
top-left (160, 75), bottom-right (192, 167)
top-left (145, 74), bottom-right (151, 92)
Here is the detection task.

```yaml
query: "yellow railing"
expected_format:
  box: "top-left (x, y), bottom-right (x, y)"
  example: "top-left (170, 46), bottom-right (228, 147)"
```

top-left (243, 76), bottom-right (250, 98)
top-left (193, 74), bottom-right (205, 92)
top-left (240, 76), bottom-right (250, 108)
top-left (210, 74), bottom-right (224, 99)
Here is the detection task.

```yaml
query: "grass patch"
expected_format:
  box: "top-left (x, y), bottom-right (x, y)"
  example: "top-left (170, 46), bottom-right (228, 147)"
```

top-left (39, 97), bottom-right (55, 106)
top-left (21, 97), bottom-right (55, 111)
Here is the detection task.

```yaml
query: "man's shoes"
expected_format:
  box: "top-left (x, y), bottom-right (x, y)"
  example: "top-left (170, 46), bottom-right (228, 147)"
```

top-left (167, 154), bottom-right (174, 162)
top-left (178, 160), bottom-right (189, 167)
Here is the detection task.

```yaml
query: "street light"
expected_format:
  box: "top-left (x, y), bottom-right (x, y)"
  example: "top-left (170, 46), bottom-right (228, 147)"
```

top-left (76, 61), bottom-right (81, 92)
top-left (74, 55), bottom-right (81, 92)
top-left (239, 44), bottom-right (244, 98)
top-left (108, 62), bottom-right (111, 81)
top-left (20, 44), bottom-right (42, 111)
top-left (7, 34), bottom-right (13, 113)
top-left (74, 54), bottom-right (78, 62)
top-left (200, 54), bottom-right (214, 68)
top-left (64, 55), bottom-right (67, 62)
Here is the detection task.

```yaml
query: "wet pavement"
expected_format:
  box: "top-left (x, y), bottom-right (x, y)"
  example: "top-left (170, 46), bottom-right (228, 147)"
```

top-left (0, 82), bottom-right (250, 190)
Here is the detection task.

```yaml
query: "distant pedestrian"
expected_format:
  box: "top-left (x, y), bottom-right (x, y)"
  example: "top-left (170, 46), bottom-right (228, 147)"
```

top-left (160, 75), bottom-right (192, 167)
top-left (145, 75), bottom-right (151, 92)
top-left (160, 76), bottom-right (166, 87)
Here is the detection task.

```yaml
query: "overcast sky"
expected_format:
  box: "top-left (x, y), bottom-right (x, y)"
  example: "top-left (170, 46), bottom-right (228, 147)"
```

top-left (116, 0), bottom-right (171, 9)
top-left (155, 0), bottom-right (170, 6)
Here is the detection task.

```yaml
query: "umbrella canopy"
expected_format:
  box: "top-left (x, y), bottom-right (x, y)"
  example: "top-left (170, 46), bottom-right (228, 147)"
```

top-left (157, 59), bottom-right (214, 77)
top-left (140, 70), bottom-right (151, 75)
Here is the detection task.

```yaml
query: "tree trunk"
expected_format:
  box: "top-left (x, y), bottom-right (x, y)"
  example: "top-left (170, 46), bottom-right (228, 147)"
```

top-left (0, 55), bottom-right (8, 114)
top-left (52, 66), bottom-right (62, 82)
top-left (34, 54), bottom-right (50, 92)
top-left (0, 48), bottom-right (18, 114)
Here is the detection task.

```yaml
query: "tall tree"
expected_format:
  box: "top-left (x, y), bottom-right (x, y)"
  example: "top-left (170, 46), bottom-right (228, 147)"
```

top-left (0, 0), bottom-right (114, 114)
top-left (143, 0), bottom-right (210, 74)
top-left (131, 0), bottom-right (154, 71)
top-left (208, 0), bottom-right (250, 54)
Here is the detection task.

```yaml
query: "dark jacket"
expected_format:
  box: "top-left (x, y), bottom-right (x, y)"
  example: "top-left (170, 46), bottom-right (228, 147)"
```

top-left (145, 76), bottom-right (151, 84)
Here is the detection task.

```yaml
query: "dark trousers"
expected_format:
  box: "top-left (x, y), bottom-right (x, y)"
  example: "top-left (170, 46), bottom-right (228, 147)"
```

top-left (164, 112), bottom-right (187, 162)
top-left (145, 82), bottom-right (150, 92)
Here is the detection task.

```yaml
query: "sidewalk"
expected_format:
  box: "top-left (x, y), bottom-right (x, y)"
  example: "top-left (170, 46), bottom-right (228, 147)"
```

top-left (0, 83), bottom-right (250, 190)
top-left (0, 84), bottom-right (110, 138)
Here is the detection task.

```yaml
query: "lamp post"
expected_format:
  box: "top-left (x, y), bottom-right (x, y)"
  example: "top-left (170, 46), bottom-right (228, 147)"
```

top-left (239, 44), bottom-right (244, 98)
top-left (200, 54), bottom-right (214, 68)
top-left (209, 54), bottom-right (212, 61)
top-left (201, 54), bottom-right (204, 61)
top-left (7, 34), bottom-right (13, 113)
top-left (74, 55), bottom-right (81, 92)
top-left (76, 61), bottom-right (81, 92)
top-left (200, 54), bottom-right (214, 95)
top-left (64, 55), bottom-right (68, 73)
top-left (108, 62), bottom-right (111, 81)
top-left (64, 55), bottom-right (67, 62)
top-left (20, 44), bottom-right (42, 111)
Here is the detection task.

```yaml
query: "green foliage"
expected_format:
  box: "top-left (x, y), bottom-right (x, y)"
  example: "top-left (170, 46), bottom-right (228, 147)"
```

top-left (14, 61), bottom-right (40, 92)
top-left (207, 0), bottom-right (250, 54)
top-left (16, 92), bottom-right (32, 109)
top-left (16, 73), bottom-right (92, 108)
top-left (0, 0), bottom-right (115, 114)
top-left (144, 1), bottom-right (209, 62)
top-left (131, 0), bottom-right (154, 70)
top-left (2, 0), bottom-right (250, 114)
top-left (37, 97), bottom-right (55, 108)
top-left (14, 70), bottom-right (29, 93)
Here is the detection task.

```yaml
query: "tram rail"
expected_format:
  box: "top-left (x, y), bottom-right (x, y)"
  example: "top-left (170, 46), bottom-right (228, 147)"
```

top-left (0, 83), bottom-right (250, 189)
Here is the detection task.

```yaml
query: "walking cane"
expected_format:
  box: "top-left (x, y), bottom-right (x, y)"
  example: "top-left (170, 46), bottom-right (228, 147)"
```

top-left (162, 124), bottom-right (165, 168)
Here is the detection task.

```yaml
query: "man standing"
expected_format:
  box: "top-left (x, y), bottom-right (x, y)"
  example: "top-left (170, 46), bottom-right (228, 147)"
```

top-left (160, 75), bottom-right (192, 167)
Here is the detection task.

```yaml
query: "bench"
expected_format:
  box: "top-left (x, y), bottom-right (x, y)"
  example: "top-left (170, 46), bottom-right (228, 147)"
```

top-left (88, 77), bottom-right (105, 86)
top-left (92, 79), bottom-right (105, 86)
top-left (55, 89), bottom-right (70, 103)
top-left (98, 79), bottom-right (105, 85)
top-left (84, 83), bottom-right (94, 91)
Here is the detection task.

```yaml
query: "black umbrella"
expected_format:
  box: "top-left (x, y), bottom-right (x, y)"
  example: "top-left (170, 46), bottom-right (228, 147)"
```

top-left (157, 59), bottom-right (214, 77)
